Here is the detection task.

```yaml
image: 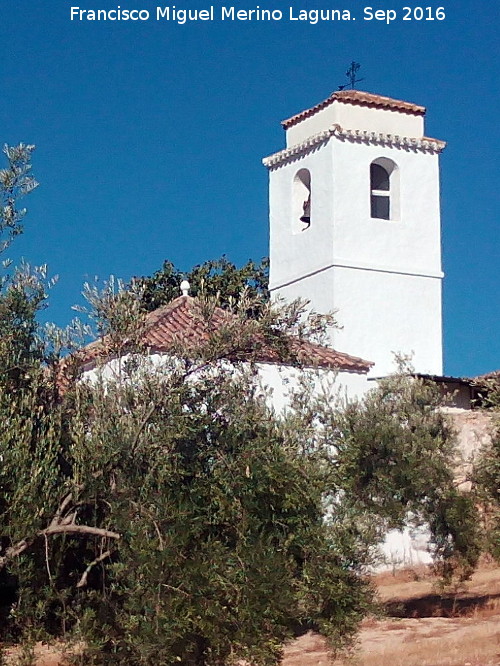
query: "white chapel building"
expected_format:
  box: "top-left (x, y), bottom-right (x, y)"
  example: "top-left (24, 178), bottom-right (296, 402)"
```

top-left (73, 88), bottom-right (484, 569)
top-left (78, 89), bottom-right (450, 414)
top-left (263, 89), bottom-right (446, 380)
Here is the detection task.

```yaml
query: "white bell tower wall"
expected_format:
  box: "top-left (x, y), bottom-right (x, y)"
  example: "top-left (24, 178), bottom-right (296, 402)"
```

top-left (269, 140), bottom-right (335, 306)
top-left (264, 90), bottom-right (445, 377)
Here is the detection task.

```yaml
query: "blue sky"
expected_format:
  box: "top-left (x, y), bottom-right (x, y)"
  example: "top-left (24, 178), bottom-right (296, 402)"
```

top-left (1, 0), bottom-right (498, 376)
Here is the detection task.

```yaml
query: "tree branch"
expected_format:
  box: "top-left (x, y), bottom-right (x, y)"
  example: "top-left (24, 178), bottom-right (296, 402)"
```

top-left (0, 524), bottom-right (120, 572)
top-left (0, 538), bottom-right (30, 566)
top-left (130, 403), bottom-right (156, 455)
top-left (76, 549), bottom-right (113, 588)
top-left (42, 524), bottom-right (120, 540)
top-left (44, 534), bottom-right (53, 585)
top-left (50, 490), bottom-right (75, 527)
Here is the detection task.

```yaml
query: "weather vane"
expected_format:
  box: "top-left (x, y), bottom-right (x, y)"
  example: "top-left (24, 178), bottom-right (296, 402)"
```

top-left (338, 62), bottom-right (364, 90)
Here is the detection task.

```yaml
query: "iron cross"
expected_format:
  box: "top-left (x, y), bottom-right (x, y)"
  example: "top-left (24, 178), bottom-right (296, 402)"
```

top-left (338, 62), bottom-right (364, 90)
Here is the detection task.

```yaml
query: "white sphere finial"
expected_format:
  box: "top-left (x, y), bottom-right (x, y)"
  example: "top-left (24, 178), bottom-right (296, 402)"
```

top-left (180, 280), bottom-right (190, 297)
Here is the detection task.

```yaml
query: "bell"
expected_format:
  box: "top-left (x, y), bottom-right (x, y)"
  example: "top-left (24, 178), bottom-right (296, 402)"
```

top-left (300, 196), bottom-right (311, 225)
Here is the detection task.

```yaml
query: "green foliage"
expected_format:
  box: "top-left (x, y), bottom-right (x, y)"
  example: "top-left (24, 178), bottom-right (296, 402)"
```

top-left (473, 382), bottom-right (500, 559)
top-left (0, 144), bottom-right (38, 254)
top-left (0, 144), bottom-right (42, 388)
top-left (0, 259), bottom-right (373, 664)
top-left (63, 364), bottom-right (374, 665)
top-left (133, 256), bottom-right (269, 314)
top-left (312, 368), bottom-right (481, 581)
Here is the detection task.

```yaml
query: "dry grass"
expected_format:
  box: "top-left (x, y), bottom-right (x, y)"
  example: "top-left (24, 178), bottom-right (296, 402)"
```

top-left (282, 563), bottom-right (500, 666)
top-left (345, 615), bottom-right (500, 666)
top-left (283, 621), bottom-right (500, 666)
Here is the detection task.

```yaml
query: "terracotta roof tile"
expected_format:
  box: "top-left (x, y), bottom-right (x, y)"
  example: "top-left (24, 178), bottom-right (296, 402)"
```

top-left (282, 89), bottom-right (426, 129)
top-left (68, 296), bottom-right (372, 377)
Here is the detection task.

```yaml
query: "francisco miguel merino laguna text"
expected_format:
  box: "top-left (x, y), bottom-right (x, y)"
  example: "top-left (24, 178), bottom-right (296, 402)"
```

top-left (69, 6), bottom-right (356, 24)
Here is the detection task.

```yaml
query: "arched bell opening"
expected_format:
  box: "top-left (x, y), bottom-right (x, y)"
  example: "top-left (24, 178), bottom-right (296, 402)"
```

top-left (292, 169), bottom-right (311, 234)
top-left (370, 158), bottom-right (400, 221)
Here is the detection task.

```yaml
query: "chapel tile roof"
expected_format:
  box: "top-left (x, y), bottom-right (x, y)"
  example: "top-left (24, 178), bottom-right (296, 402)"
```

top-left (72, 295), bottom-right (373, 375)
top-left (282, 89), bottom-right (426, 129)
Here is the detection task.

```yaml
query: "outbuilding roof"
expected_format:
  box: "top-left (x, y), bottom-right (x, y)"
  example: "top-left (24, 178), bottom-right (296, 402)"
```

top-left (282, 89), bottom-right (426, 129)
top-left (473, 369), bottom-right (500, 383)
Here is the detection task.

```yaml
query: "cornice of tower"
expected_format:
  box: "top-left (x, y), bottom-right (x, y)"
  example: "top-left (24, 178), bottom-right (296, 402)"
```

top-left (263, 124), bottom-right (446, 169)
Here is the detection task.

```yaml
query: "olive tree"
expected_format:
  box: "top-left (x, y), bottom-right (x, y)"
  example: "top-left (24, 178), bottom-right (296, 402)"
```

top-left (472, 381), bottom-right (500, 560)
top-left (0, 145), bottom-right (483, 664)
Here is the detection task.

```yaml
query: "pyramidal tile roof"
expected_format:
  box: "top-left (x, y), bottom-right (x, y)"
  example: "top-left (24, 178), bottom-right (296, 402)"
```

top-left (75, 295), bottom-right (373, 375)
top-left (282, 89), bottom-right (426, 129)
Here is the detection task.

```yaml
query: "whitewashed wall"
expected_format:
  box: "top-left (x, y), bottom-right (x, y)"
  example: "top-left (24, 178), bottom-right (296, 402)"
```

top-left (82, 353), bottom-right (370, 408)
top-left (256, 362), bottom-right (370, 412)
top-left (286, 99), bottom-right (424, 146)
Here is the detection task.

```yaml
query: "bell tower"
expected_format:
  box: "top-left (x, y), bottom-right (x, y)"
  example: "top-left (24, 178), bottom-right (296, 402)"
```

top-left (263, 89), bottom-right (445, 377)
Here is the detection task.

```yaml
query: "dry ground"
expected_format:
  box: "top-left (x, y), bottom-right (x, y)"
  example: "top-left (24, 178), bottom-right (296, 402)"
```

top-left (4, 564), bottom-right (500, 665)
top-left (283, 564), bottom-right (500, 666)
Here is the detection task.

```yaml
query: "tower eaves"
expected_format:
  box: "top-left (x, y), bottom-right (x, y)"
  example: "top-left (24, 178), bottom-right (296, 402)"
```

top-left (282, 90), bottom-right (426, 129)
